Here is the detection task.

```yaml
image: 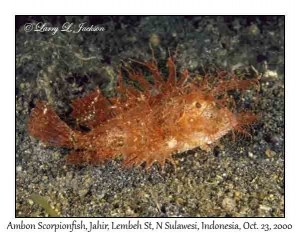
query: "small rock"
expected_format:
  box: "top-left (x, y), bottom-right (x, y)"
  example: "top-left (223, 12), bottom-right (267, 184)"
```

top-left (125, 207), bottom-right (135, 216)
top-left (84, 177), bottom-right (93, 186)
top-left (263, 70), bottom-right (278, 79)
top-left (28, 199), bottom-right (34, 205)
top-left (16, 166), bottom-right (22, 172)
top-left (222, 197), bottom-right (236, 212)
top-left (248, 24), bottom-right (260, 36)
top-left (52, 152), bottom-right (60, 160)
top-left (265, 149), bottom-right (276, 158)
top-left (176, 198), bottom-right (184, 205)
top-left (234, 191), bottom-right (241, 201)
top-left (149, 34), bottom-right (160, 47)
top-left (259, 205), bottom-right (272, 211)
top-left (248, 152), bottom-right (254, 158)
top-left (78, 189), bottom-right (89, 198)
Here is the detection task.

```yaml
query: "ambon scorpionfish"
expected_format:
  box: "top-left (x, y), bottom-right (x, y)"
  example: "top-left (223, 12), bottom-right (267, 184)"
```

top-left (28, 55), bottom-right (259, 169)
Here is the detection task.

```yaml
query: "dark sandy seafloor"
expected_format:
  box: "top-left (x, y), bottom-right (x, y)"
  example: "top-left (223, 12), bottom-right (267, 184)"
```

top-left (16, 16), bottom-right (284, 217)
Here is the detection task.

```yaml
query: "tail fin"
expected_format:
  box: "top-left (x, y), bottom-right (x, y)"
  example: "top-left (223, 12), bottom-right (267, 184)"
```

top-left (28, 101), bottom-right (74, 147)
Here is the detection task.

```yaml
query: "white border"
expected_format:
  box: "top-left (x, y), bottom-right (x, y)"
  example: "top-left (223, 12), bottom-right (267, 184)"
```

top-left (1, 0), bottom-right (299, 232)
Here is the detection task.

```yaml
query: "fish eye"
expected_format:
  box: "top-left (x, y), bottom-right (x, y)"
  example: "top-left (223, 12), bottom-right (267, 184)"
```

top-left (195, 102), bottom-right (202, 108)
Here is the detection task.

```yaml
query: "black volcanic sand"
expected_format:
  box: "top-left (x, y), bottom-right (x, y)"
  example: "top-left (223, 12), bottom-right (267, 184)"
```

top-left (16, 16), bottom-right (284, 217)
